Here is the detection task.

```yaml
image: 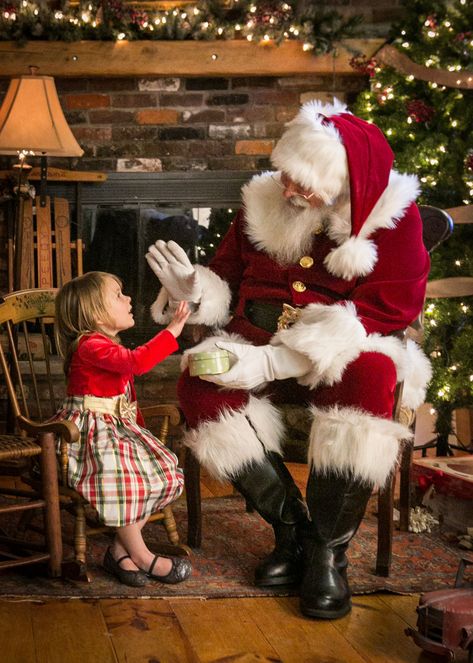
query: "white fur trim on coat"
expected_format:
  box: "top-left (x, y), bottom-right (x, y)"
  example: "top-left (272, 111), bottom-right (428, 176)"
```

top-left (401, 339), bottom-right (432, 410)
top-left (150, 264), bottom-right (232, 327)
top-left (272, 302), bottom-right (367, 388)
top-left (308, 405), bottom-right (412, 487)
top-left (184, 396), bottom-right (284, 481)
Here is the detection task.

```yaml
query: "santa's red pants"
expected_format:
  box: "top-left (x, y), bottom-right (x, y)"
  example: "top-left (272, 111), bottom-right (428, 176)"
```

top-left (178, 351), bottom-right (397, 429)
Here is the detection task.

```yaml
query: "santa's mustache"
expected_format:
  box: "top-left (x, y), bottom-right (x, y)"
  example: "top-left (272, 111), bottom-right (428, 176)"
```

top-left (287, 195), bottom-right (313, 208)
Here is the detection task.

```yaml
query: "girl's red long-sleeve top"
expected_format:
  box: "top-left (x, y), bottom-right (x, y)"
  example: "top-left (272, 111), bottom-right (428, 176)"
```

top-left (66, 330), bottom-right (178, 398)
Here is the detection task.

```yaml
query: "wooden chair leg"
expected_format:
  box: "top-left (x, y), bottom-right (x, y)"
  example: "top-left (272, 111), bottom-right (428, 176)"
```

top-left (162, 505), bottom-right (180, 545)
top-left (399, 439), bottom-right (413, 532)
top-left (60, 500), bottom-right (91, 581)
top-left (74, 501), bottom-right (87, 565)
top-left (39, 432), bottom-right (62, 578)
top-left (376, 473), bottom-right (395, 577)
top-left (184, 447), bottom-right (202, 548)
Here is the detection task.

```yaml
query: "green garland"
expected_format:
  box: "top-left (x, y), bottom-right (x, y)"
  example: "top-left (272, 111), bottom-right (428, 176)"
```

top-left (0, 0), bottom-right (362, 54)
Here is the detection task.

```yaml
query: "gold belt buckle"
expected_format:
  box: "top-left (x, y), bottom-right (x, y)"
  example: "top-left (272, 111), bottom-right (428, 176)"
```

top-left (277, 303), bottom-right (302, 331)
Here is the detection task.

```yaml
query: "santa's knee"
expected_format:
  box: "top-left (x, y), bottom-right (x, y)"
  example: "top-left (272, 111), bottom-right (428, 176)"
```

top-left (177, 369), bottom-right (249, 429)
top-left (334, 352), bottom-right (398, 419)
top-left (181, 394), bottom-right (284, 481)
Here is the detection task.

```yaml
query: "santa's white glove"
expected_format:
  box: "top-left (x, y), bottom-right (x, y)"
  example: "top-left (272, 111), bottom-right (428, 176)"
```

top-left (200, 342), bottom-right (312, 390)
top-left (146, 240), bottom-right (202, 303)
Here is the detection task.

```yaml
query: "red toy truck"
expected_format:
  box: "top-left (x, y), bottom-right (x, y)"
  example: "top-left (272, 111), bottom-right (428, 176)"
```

top-left (406, 558), bottom-right (473, 661)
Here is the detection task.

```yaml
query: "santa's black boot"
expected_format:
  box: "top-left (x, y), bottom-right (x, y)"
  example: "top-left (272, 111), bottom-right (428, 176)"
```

top-left (300, 469), bottom-right (373, 619)
top-left (232, 451), bottom-right (309, 587)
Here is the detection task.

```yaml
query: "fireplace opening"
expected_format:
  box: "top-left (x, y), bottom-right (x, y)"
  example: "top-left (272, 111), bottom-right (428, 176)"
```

top-left (47, 171), bottom-right (253, 348)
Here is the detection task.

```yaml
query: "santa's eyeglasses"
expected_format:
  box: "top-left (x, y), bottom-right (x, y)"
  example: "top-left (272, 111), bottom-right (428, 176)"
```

top-left (271, 173), bottom-right (317, 203)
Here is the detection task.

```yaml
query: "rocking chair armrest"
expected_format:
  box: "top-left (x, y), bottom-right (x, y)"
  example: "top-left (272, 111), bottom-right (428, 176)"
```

top-left (17, 415), bottom-right (80, 444)
top-left (140, 403), bottom-right (183, 427)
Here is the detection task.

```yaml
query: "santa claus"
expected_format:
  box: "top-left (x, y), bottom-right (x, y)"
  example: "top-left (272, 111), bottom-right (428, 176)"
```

top-left (146, 98), bottom-right (431, 620)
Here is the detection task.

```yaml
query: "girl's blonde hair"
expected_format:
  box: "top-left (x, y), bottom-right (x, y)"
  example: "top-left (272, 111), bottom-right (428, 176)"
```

top-left (55, 271), bottom-right (122, 375)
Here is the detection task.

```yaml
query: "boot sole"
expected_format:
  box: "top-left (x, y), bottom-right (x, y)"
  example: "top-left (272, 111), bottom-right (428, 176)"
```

top-left (300, 600), bottom-right (352, 620)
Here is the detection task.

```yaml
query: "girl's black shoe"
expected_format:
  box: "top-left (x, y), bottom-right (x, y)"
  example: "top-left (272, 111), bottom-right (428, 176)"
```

top-left (103, 547), bottom-right (148, 587)
top-left (146, 554), bottom-right (192, 584)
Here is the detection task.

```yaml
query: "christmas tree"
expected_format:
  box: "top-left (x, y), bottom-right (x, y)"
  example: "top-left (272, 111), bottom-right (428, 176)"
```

top-left (353, 0), bottom-right (473, 449)
top-left (197, 208), bottom-right (235, 265)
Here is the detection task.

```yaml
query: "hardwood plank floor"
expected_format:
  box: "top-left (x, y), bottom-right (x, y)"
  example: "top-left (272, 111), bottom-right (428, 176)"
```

top-left (0, 594), bottom-right (437, 663)
top-left (0, 463), bottom-right (463, 663)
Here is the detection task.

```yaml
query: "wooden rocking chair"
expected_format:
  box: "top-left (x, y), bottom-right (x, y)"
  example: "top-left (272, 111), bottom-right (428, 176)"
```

top-left (0, 288), bottom-right (187, 580)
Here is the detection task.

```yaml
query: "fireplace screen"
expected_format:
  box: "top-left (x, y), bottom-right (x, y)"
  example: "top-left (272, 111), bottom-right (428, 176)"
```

top-left (49, 171), bottom-right (252, 348)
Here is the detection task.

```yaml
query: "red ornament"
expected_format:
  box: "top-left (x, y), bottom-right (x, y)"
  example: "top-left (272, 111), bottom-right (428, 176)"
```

top-left (466, 153), bottom-right (473, 171)
top-left (455, 31), bottom-right (472, 42)
top-left (130, 9), bottom-right (149, 27)
top-left (406, 99), bottom-right (435, 123)
top-left (0, 2), bottom-right (16, 13)
top-left (248, 2), bottom-right (293, 27)
top-left (424, 15), bottom-right (438, 30)
top-left (349, 56), bottom-right (377, 77)
top-left (107, 0), bottom-right (127, 22)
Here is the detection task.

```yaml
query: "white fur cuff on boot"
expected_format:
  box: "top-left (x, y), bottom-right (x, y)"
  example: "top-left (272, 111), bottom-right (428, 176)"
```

top-left (308, 405), bottom-right (412, 488)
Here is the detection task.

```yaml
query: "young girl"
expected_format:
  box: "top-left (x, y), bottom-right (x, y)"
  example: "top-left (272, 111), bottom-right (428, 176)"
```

top-left (54, 271), bottom-right (192, 587)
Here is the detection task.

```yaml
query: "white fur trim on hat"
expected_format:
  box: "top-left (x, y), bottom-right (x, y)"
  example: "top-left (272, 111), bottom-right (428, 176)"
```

top-left (271, 99), bottom-right (349, 204)
top-left (308, 405), bottom-right (412, 487)
top-left (272, 301), bottom-right (367, 388)
top-left (183, 396), bottom-right (284, 481)
top-left (324, 235), bottom-right (378, 280)
top-left (150, 264), bottom-right (232, 327)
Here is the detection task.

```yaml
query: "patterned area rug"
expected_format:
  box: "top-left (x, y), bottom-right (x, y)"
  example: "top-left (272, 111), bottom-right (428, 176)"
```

top-left (0, 496), bottom-right (466, 599)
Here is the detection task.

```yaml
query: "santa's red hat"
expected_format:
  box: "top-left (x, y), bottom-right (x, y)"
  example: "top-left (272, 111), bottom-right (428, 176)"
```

top-left (271, 98), bottom-right (394, 238)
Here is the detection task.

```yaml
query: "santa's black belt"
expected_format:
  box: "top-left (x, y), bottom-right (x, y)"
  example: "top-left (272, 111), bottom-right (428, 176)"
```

top-left (244, 301), bottom-right (284, 333)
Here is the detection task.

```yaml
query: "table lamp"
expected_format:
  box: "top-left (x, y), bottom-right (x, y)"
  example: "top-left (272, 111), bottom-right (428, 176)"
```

top-left (0, 67), bottom-right (84, 288)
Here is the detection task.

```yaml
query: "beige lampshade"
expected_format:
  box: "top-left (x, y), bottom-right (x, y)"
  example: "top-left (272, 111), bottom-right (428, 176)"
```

top-left (0, 74), bottom-right (84, 157)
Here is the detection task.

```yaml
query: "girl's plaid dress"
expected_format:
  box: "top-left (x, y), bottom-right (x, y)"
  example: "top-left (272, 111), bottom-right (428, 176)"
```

top-left (55, 331), bottom-right (184, 527)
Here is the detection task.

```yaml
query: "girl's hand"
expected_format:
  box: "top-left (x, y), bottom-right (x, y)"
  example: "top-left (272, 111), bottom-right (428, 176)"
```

top-left (166, 301), bottom-right (191, 338)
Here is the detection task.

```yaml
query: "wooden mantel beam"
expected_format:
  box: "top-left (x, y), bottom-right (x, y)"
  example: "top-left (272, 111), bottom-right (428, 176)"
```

top-left (0, 39), bottom-right (384, 78)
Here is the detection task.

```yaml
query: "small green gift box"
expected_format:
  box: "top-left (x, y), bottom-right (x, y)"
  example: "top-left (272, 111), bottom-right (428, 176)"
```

top-left (188, 350), bottom-right (230, 377)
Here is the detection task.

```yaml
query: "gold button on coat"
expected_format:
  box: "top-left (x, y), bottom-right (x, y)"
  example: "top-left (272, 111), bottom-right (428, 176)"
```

top-left (292, 281), bottom-right (306, 293)
top-left (299, 256), bottom-right (314, 268)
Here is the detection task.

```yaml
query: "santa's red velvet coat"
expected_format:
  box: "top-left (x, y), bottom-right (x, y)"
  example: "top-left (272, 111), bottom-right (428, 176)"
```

top-left (152, 101), bottom-right (432, 488)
